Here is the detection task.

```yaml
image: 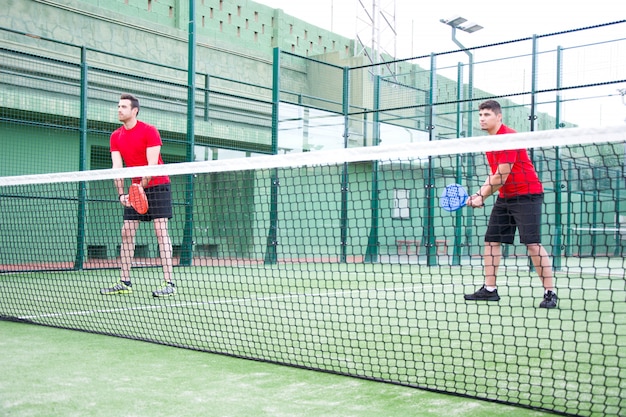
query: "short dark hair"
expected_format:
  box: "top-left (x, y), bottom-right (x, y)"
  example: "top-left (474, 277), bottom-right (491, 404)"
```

top-left (478, 99), bottom-right (501, 114)
top-left (120, 93), bottom-right (140, 114)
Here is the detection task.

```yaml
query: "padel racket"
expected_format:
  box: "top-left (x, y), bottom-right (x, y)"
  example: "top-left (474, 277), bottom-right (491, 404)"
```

top-left (440, 183), bottom-right (469, 212)
top-left (128, 183), bottom-right (149, 214)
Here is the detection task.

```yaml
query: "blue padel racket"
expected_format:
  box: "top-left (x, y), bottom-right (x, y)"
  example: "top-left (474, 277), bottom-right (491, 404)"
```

top-left (440, 183), bottom-right (469, 212)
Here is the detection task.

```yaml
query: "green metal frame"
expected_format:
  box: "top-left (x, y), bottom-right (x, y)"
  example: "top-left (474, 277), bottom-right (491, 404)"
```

top-left (364, 75), bottom-right (381, 263)
top-left (264, 47), bottom-right (281, 265)
top-left (339, 66), bottom-right (350, 263)
top-left (424, 53), bottom-right (437, 266)
top-left (181, 0), bottom-right (197, 266)
top-left (74, 46), bottom-right (89, 270)
top-left (2, 20), bottom-right (626, 269)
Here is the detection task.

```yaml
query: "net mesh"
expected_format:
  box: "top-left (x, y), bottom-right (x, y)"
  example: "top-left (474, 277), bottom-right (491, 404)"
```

top-left (1, 126), bottom-right (626, 416)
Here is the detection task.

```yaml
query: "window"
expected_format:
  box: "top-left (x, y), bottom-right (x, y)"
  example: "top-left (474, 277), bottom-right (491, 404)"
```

top-left (393, 189), bottom-right (410, 219)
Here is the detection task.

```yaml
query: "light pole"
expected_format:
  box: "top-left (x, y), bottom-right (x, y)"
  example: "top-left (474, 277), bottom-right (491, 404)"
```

top-left (440, 16), bottom-right (483, 138)
top-left (440, 16), bottom-right (483, 265)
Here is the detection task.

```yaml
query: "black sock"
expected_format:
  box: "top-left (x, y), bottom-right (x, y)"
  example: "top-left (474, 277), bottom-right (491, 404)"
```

top-left (122, 280), bottom-right (131, 287)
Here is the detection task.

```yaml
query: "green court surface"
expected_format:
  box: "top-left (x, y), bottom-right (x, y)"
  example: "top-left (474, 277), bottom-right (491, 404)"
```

top-left (0, 320), bottom-right (559, 417)
top-left (0, 259), bottom-right (624, 416)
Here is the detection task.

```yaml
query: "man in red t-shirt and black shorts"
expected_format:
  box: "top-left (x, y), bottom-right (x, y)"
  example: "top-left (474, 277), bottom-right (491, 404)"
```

top-left (100, 93), bottom-right (176, 298)
top-left (465, 100), bottom-right (557, 308)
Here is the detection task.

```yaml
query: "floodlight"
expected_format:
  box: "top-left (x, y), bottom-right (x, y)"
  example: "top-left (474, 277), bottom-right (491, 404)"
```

top-left (440, 16), bottom-right (483, 33)
top-left (459, 22), bottom-right (483, 33)
top-left (440, 16), bottom-right (467, 27)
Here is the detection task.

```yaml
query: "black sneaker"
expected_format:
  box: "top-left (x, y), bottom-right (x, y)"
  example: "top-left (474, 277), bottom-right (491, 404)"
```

top-left (539, 291), bottom-right (558, 309)
top-left (464, 285), bottom-right (500, 301)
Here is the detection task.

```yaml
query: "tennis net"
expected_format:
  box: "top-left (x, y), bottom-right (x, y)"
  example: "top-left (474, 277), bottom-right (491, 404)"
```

top-left (1, 125), bottom-right (625, 416)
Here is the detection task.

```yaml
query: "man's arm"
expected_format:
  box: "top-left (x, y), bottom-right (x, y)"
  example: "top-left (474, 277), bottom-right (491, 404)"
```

top-left (468, 162), bottom-right (512, 207)
top-left (111, 151), bottom-right (126, 198)
top-left (140, 145), bottom-right (161, 188)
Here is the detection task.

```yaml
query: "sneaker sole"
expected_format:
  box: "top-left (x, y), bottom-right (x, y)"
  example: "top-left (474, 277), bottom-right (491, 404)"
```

top-left (100, 290), bottom-right (132, 295)
top-left (464, 295), bottom-right (500, 301)
top-left (152, 291), bottom-right (176, 297)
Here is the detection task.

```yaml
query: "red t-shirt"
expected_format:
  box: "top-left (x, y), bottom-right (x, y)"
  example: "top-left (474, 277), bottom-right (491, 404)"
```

top-left (110, 120), bottom-right (170, 187)
top-left (486, 124), bottom-right (543, 198)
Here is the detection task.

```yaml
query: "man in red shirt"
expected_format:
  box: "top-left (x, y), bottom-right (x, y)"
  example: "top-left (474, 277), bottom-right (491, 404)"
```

top-left (101, 93), bottom-right (176, 297)
top-left (465, 100), bottom-right (557, 308)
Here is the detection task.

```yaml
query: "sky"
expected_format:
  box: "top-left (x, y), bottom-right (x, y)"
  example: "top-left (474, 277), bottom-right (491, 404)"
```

top-left (257, 0), bottom-right (624, 58)
top-left (257, 0), bottom-right (626, 127)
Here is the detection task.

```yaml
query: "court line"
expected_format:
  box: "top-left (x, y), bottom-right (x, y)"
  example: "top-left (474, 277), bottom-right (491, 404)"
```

top-left (14, 265), bottom-right (622, 321)
top-left (17, 283), bottom-right (443, 321)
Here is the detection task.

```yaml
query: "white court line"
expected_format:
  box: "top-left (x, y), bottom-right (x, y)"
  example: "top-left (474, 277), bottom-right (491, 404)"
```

top-left (15, 266), bottom-right (621, 321)
top-left (17, 283), bottom-right (438, 321)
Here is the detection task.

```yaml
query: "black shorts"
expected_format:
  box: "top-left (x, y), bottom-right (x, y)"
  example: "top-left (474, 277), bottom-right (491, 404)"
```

top-left (485, 194), bottom-right (544, 245)
top-left (123, 183), bottom-right (173, 222)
